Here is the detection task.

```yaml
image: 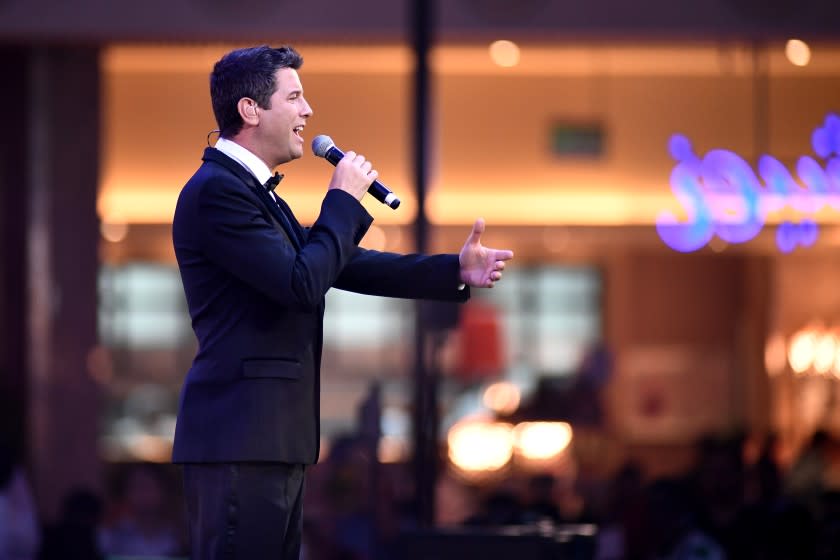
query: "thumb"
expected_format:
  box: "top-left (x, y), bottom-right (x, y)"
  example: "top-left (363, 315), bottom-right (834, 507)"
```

top-left (468, 217), bottom-right (485, 245)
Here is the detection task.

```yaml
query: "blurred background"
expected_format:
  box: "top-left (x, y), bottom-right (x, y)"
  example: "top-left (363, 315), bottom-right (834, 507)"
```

top-left (3, 0), bottom-right (840, 558)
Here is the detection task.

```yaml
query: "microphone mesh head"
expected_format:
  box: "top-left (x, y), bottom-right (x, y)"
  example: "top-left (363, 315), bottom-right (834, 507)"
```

top-left (311, 135), bottom-right (334, 158)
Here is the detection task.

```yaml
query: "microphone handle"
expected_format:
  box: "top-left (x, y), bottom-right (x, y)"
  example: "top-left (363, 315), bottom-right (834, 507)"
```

top-left (324, 146), bottom-right (400, 209)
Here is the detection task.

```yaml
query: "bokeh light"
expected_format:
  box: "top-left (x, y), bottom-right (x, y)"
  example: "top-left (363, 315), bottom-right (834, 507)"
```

top-left (378, 435), bottom-right (409, 464)
top-left (832, 348), bottom-right (840, 380)
top-left (482, 381), bottom-right (521, 415)
top-left (513, 422), bottom-right (573, 460)
top-left (448, 418), bottom-right (514, 472)
top-left (100, 220), bottom-right (129, 243)
top-left (489, 40), bottom-right (520, 68)
top-left (764, 333), bottom-right (788, 376)
top-left (788, 328), bottom-right (818, 374)
top-left (814, 332), bottom-right (838, 374)
top-left (785, 39), bottom-right (811, 67)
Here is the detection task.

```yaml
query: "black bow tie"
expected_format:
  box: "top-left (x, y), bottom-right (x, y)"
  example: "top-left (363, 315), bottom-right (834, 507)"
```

top-left (264, 172), bottom-right (284, 192)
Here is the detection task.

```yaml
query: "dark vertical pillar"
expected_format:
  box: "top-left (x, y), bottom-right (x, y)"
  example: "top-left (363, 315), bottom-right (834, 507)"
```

top-left (0, 45), bottom-right (102, 520)
top-left (411, 0), bottom-right (437, 528)
top-left (0, 47), bottom-right (31, 467)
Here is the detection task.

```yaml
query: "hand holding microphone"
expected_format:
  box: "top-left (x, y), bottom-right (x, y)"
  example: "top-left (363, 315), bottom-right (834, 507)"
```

top-left (327, 150), bottom-right (377, 203)
top-left (312, 135), bottom-right (401, 209)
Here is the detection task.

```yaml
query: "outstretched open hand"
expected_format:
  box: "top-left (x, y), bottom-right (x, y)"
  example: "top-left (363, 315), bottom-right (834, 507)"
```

top-left (459, 218), bottom-right (514, 288)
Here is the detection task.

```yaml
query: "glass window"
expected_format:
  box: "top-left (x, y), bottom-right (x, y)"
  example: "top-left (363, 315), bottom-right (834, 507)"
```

top-left (97, 263), bottom-right (193, 462)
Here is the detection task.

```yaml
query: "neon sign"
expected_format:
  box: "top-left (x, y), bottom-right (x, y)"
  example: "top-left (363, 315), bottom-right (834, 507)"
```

top-left (657, 113), bottom-right (840, 253)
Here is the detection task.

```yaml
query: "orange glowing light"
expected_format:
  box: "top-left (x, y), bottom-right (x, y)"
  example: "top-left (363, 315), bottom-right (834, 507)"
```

top-left (789, 329), bottom-right (818, 374)
top-left (513, 422), bottom-right (573, 460)
top-left (447, 418), bottom-right (514, 472)
top-left (482, 381), bottom-right (521, 415)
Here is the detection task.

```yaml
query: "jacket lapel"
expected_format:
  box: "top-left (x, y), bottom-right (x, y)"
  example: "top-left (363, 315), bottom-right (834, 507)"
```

top-left (203, 148), bottom-right (303, 250)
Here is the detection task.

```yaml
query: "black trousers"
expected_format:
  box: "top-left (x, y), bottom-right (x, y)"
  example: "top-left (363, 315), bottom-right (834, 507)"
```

top-left (182, 463), bottom-right (306, 560)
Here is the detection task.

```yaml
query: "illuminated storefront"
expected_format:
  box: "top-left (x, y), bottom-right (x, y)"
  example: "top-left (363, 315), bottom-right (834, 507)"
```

top-left (95, 41), bottom-right (840, 478)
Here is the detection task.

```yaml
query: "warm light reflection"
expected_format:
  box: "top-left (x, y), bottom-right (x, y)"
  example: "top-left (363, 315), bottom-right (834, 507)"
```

top-left (780, 324), bottom-right (840, 381)
top-left (489, 40), bottom-right (521, 67)
top-left (513, 422), bottom-right (573, 460)
top-left (765, 333), bottom-right (788, 376)
top-left (100, 220), bottom-right (129, 243)
top-left (448, 418), bottom-right (514, 472)
top-left (128, 434), bottom-right (171, 463)
top-left (361, 224), bottom-right (387, 251)
top-left (789, 329), bottom-right (818, 374)
top-left (98, 189), bottom-right (179, 225)
top-left (102, 44), bottom-right (840, 228)
top-left (98, 187), bottom-right (415, 225)
top-left (814, 332), bottom-right (838, 374)
top-left (101, 175), bottom-right (840, 228)
top-left (482, 381), bottom-right (521, 415)
top-left (100, 186), bottom-right (738, 227)
top-left (427, 190), bottom-right (684, 226)
top-left (785, 39), bottom-right (811, 67)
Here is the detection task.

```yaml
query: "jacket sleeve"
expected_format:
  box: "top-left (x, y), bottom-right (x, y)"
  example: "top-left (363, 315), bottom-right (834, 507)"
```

top-left (334, 248), bottom-right (470, 302)
top-left (198, 179), bottom-right (373, 309)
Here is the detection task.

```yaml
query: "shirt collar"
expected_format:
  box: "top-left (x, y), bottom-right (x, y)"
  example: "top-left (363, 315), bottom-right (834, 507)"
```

top-left (214, 137), bottom-right (274, 186)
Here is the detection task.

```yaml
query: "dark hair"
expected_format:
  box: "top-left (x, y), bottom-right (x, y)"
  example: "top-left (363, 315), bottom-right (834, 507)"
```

top-left (210, 45), bottom-right (303, 138)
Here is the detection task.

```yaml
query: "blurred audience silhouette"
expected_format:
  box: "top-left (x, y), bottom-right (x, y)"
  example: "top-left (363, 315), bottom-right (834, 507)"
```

top-left (98, 462), bottom-right (185, 558)
top-left (39, 488), bottom-right (104, 560)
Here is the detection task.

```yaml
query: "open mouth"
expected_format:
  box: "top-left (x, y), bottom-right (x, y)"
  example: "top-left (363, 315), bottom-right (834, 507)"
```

top-left (293, 125), bottom-right (304, 140)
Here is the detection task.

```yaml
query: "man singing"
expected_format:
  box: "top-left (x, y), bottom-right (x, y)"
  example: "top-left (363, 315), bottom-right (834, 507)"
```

top-left (171, 44), bottom-right (514, 559)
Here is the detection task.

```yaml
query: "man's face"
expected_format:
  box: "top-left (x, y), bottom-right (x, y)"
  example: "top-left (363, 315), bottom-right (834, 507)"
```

top-left (255, 67), bottom-right (313, 166)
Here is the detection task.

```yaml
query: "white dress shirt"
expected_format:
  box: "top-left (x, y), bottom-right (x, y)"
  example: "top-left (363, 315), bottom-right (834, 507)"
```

top-left (214, 137), bottom-right (280, 201)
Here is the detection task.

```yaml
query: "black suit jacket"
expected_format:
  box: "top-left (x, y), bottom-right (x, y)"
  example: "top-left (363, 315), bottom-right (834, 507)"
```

top-left (171, 148), bottom-right (469, 464)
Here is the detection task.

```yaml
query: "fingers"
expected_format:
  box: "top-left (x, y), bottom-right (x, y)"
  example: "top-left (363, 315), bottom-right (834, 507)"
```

top-left (484, 260), bottom-right (506, 287)
top-left (348, 154), bottom-right (377, 179)
top-left (486, 261), bottom-right (504, 283)
top-left (330, 151), bottom-right (378, 200)
top-left (343, 151), bottom-right (367, 167)
top-left (329, 150), bottom-right (379, 200)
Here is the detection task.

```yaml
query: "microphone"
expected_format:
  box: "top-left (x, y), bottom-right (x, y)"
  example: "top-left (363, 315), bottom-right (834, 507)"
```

top-left (311, 135), bottom-right (401, 209)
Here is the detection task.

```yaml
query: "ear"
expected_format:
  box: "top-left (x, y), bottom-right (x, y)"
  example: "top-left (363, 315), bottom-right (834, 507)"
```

top-left (237, 98), bottom-right (260, 126)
